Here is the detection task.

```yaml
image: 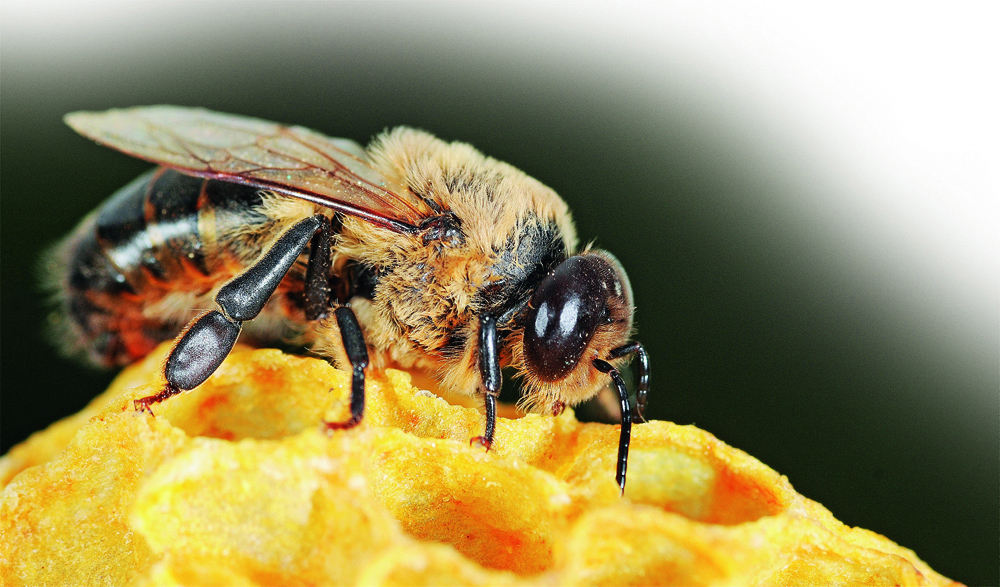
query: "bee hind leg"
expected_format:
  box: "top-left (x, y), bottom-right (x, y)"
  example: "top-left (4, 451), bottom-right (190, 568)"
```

top-left (131, 309), bottom-right (241, 414)
top-left (133, 383), bottom-right (182, 415)
top-left (133, 215), bottom-right (328, 414)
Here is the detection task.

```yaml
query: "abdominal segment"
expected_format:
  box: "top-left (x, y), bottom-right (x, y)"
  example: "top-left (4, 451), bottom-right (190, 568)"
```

top-left (51, 168), bottom-right (283, 367)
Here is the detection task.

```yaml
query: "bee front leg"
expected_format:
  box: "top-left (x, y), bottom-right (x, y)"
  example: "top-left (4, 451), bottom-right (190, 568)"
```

top-left (471, 313), bottom-right (501, 450)
top-left (593, 358), bottom-right (634, 495)
top-left (608, 342), bottom-right (650, 421)
top-left (133, 215), bottom-right (328, 414)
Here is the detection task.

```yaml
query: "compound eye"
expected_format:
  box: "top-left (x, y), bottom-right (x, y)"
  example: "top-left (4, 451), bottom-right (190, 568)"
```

top-left (524, 255), bottom-right (617, 382)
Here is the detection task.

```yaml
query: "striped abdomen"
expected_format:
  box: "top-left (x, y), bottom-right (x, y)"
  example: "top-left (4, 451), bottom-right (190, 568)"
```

top-left (52, 168), bottom-right (273, 367)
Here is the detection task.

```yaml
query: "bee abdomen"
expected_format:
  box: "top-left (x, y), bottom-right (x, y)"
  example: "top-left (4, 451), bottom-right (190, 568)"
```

top-left (54, 168), bottom-right (268, 367)
top-left (94, 168), bottom-right (209, 282)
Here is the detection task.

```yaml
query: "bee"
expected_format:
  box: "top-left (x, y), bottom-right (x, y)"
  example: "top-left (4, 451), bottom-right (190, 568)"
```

top-left (50, 106), bottom-right (649, 491)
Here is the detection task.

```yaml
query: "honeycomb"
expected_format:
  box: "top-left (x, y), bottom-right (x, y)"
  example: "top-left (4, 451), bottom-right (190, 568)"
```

top-left (1, 345), bottom-right (957, 586)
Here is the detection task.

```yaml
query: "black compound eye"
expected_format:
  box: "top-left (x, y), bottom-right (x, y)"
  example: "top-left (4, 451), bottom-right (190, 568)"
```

top-left (523, 255), bottom-right (612, 382)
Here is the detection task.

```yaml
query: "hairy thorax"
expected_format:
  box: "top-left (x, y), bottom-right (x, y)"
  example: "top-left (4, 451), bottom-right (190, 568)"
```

top-left (325, 129), bottom-right (579, 396)
top-left (376, 241), bottom-right (478, 361)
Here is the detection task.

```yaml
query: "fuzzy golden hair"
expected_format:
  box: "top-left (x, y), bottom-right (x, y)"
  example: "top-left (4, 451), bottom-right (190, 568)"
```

top-left (317, 129), bottom-right (585, 402)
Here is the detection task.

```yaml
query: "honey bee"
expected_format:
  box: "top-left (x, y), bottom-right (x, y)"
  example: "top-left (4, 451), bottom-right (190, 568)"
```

top-left (50, 106), bottom-right (649, 491)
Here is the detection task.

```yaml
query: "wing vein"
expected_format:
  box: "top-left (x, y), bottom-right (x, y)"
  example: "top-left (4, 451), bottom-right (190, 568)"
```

top-left (67, 106), bottom-right (434, 234)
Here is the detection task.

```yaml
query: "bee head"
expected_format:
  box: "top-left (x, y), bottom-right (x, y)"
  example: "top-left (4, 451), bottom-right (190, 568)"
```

top-left (522, 250), bottom-right (634, 395)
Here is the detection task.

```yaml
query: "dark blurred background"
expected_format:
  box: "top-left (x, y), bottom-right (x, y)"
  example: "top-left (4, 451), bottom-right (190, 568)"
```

top-left (2, 3), bottom-right (996, 584)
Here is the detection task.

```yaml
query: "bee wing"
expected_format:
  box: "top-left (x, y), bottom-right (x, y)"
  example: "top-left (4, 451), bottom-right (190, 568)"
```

top-left (65, 106), bottom-right (431, 232)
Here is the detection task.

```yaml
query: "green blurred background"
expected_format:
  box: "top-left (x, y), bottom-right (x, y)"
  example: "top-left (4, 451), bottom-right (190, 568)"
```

top-left (2, 3), bottom-right (996, 584)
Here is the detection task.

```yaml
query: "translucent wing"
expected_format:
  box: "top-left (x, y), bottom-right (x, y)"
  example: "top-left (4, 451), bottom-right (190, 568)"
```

top-left (65, 106), bottom-right (431, 232)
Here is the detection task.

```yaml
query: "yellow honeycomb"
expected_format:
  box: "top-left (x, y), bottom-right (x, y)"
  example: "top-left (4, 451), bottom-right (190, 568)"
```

top-left (1, 345), bottom-right (958, 586)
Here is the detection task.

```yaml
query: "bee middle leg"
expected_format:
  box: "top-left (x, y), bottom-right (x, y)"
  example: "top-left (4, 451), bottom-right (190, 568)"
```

top-left (134, 215), bottom-right (331, 414)
top-left (296, 211), bottom-right (370, 431)
top-left (299, 213), bottom-right (370, 431)
top-left (471, 313), bottom-right (501, 450)
top-left (323, 306), bottom-right (369, 430)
